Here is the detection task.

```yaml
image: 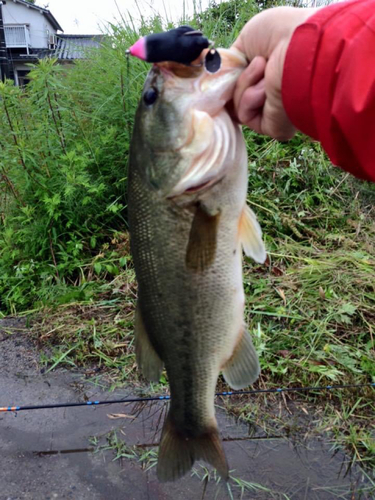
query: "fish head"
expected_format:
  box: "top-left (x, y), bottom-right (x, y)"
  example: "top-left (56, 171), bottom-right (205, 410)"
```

top-left (155, 47), bottom-right (247, 116)
top-left (131, 48), bottom-right (247, 196)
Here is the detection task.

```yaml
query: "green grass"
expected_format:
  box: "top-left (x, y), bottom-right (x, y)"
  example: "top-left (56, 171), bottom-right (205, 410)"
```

top-left (98, 430), bottom-right (159, 470)
top-left (191, 465), bottom-right (288, 500)
top-left (93, 430), bottom-right (289, 498)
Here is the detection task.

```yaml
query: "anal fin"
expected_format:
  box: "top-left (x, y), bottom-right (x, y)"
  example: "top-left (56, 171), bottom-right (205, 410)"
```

top-left (239, 204), bottom-right (266, 263)
top-left (222, 327), bottom-right (260, 390)
top-left (134, 304), bottom-right (163, 382)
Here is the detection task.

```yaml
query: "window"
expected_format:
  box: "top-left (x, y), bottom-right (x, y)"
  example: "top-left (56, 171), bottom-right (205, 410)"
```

top-left (16, 70), bottom-right (31, 87)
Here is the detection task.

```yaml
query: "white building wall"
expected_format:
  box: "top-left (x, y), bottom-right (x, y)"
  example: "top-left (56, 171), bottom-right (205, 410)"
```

top-left (3, 1), bottom-right (57, 49)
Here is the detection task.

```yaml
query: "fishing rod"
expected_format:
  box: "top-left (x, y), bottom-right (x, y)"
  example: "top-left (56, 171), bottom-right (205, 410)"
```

top-left (1, 382), bottom-right (373, 413)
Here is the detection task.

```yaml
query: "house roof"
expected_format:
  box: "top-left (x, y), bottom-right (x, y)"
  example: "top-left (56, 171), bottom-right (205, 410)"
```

top-left (13, 34), bottom-right (104, 62)
top-left (9, 0), bottom-right (63, 32)
top-left (53, 35), bottom-right (104, 60)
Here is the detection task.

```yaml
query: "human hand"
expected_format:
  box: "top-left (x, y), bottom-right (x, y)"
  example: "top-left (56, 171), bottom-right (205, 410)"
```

top-left (231, 7), bottom-right (317, 140)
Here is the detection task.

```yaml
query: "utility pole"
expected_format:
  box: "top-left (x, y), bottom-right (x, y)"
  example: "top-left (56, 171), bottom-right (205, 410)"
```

top-left (0, 1), bottom-right (10, 82)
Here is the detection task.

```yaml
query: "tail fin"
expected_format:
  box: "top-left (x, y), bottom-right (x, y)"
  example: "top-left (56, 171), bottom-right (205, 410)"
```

top-left (157, 411), bottom-right (228, 482)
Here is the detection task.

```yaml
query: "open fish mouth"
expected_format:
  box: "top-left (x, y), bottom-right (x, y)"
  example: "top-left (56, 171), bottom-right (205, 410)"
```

top-left (155, 47), bottom-right (246, 111)
top-left (169, 109), bottom-right (238, 197)
top-left (155, 47), bottom-right (247, 78)
top-left (157, 48), bottom-right (247, 197)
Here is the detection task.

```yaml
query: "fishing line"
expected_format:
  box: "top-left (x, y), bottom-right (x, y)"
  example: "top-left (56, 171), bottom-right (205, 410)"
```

top-left (1, 382), bottom-right (373, 413)
top-left (125, 50), bottom-right (131, 142)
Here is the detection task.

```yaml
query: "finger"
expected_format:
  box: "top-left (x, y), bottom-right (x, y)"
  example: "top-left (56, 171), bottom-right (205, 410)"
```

top-left (231, 33), bottom-right (245, 55)
top-left (240, 108), bottom-right (263, 136)
top-left (237, 79), bottom-right (266, 124)
top-left (258, 44), bottom-right (296, 140)
top-left (261, 98), bottom-right (296, 140)
top-left (225, 99), bottom-right (238, 123)
top-left (240, 85), bottom-right (296, 139)
top-left (241, 101), bottom-right (296, 139)
top-left (231, 7), bottom-right (317, 62)
top-left (233, 56), bottom-right (266, 116)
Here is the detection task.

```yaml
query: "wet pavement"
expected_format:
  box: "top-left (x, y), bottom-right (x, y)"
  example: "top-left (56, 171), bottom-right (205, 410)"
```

top-left (0, 318), bottom-right (372, 499)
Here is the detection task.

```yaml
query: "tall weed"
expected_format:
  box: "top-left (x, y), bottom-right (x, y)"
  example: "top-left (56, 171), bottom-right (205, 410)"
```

top-left (0, 37), bottom-right (147, 311)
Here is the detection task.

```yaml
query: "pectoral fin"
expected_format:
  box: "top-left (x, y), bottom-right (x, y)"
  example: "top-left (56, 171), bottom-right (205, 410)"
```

top-left (222, 327), bottom-right (260, 390)
top-left (134, 304), bottom-right (163, 382)
top-left (186, 205), bottom-right (220, 272)
top-left (239, 204), bottom-right (266, 263)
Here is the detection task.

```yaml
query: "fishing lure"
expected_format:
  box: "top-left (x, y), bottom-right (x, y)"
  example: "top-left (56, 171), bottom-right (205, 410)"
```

top-left (127, 25), bottom-right (221, 73)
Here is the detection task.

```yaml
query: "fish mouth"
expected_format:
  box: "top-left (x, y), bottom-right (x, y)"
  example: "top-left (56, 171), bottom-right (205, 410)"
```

top-left (158, 48), bottom-right (247, 198)
top-left (155, 47), bottom-right (247, 83)
top-left (209, 47), bottom-right (247, 71)
top-left (170, 109), bottom-right (238, 197)
top-left (155, 47), bottom-right (246, 123)
top-left (156, 61), bottom-right (203, 79)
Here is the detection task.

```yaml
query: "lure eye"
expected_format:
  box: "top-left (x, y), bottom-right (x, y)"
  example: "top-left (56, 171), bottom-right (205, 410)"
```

top-left (205, 49), bottom-right (221, 74)
top-left (144, 88), bottom-right (158, 106)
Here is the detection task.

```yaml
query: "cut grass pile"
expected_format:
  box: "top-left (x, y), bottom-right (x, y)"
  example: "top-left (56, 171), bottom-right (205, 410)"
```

top-left (32, 271), bottom-right (139, 385)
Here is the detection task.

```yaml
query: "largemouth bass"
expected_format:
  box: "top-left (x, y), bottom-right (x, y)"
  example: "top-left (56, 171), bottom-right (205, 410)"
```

top-left (128, 47), bottom-right (266, 482)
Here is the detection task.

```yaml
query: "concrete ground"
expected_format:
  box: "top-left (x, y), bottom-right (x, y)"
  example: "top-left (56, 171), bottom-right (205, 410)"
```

top-left (0, 318), bottom-right (371, 500)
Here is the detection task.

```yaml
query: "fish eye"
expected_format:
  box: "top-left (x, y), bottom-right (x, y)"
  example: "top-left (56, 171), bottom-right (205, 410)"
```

top-left (143, 88), bottom-right (158, 106)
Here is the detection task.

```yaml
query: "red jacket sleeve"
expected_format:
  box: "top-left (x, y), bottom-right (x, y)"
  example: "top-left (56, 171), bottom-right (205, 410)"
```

top-left (282, 0), bottom-right (375, 182)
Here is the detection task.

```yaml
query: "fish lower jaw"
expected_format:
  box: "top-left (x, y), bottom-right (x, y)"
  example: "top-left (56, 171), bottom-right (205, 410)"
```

top-left (167, 174), bottom-right (221, 199)
top-left (183, 179), bottom-right (213, 194)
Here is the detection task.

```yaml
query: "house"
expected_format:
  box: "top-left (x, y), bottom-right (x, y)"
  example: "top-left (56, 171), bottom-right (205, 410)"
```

top-left (0, 0), bottom-right (103, 85)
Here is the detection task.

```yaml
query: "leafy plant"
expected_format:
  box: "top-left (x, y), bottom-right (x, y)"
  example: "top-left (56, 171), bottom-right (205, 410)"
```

top-left (0, 42), bottom-right (146, 312)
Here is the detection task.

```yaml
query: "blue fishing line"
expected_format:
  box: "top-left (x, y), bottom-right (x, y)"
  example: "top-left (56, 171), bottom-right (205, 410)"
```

top-left (0, 383), bottom-right (373, 413)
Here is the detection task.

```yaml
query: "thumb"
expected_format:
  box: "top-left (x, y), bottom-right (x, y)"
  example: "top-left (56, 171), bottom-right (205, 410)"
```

top-left (232, 7), bottom-right (316, 62)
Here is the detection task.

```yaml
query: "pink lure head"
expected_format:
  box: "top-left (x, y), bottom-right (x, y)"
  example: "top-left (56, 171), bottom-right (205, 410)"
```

top-left (129, 38), bottom-right (147, 61)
